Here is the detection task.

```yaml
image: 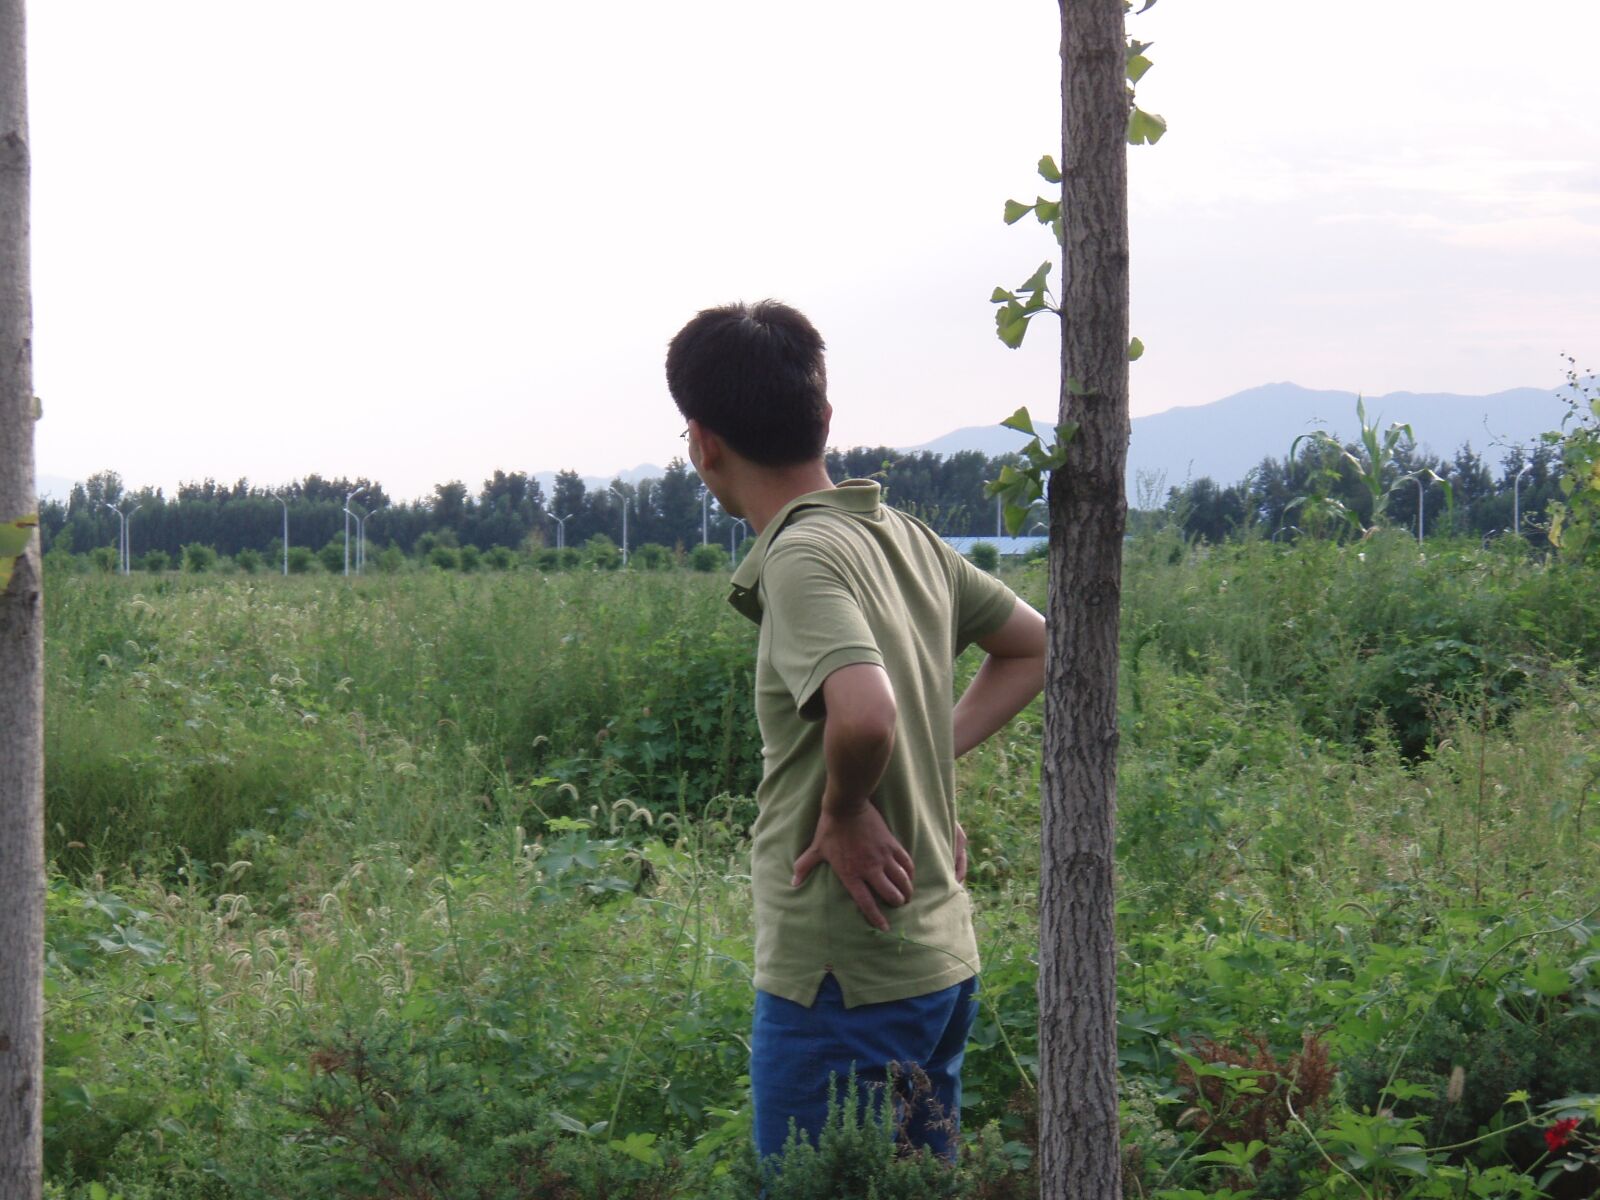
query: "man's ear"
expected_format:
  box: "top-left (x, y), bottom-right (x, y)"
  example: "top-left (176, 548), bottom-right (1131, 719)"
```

top-left (689, 419), bottom-right (723, 471)
top-left (820, 402), bottom-right (834, 441)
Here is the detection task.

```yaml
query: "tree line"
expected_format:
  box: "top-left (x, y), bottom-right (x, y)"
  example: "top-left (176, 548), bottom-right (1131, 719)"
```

top-left (36, 447), bottom-right (1034, 566)
top-left (40, 433), bottom-right (1574, 571)
top-left (36, 428), bottom-right (1579, 569)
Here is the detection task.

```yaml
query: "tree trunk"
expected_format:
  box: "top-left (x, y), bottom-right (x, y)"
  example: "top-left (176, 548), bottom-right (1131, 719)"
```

top-left (0, 0), bottom-right (42, 1195)
top-left (1039, 1), bottom-right (1127, 1198)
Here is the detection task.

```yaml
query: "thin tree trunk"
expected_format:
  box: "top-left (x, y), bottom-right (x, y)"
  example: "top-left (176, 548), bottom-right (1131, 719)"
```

top-left (0, 0), bottom-right (42, 1195)
top-left (1039, 0), bottom-right (1128, 1197)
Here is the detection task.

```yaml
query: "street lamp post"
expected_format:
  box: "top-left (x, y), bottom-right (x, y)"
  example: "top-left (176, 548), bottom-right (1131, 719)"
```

top-left (1398, 474), bottom-right (1425, 545)
top-left (701, 490), bottom-right (709, 546)
top-left (344, 505), bottom-right (386, 574)
top-left (343, 507), bottom-right (370, 574)
top-left (101, 502), bottom-right (124, 573)
top-left (360, 506), bottom-right (388, 573)
top-left (610, 483), bottom-right (629, 566)
top-left (102, 501), bottom-right (141, 574)
top-left (549, 512), bottom-right (571, 551)
top-left (730, 517), bottom-right (748, 558)
top-left (275, 493), bottom-right (289, 575)
top-left (343, 507), bottom-right (359, 571)
top-left (344, 485), bottom-right (367, 576)
top-left (127, 505), bottom-right (141, 572)
top-left (1513, 460), bottom-right (1534, 538)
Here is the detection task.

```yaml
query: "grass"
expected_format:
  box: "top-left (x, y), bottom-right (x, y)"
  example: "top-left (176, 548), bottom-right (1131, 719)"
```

top-left (39, 539), bottom-right (1600, 1199)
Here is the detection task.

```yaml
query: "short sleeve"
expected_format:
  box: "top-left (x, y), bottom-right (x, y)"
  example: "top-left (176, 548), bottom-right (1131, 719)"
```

top-left (760, 540), bottom-right (885, 721)
top-left (946, 544), bottom-right (1019, 650)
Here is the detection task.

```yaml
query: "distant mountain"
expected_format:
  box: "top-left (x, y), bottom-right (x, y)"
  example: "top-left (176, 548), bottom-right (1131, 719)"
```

top-left (532, 463), bottom-right (662, 497)
top-left (901, 424), bottom-right (1031, 459)
top-left (38, 473), bottom-right (76, 500)
top-left (903, 383), bottom-right (1568, 501)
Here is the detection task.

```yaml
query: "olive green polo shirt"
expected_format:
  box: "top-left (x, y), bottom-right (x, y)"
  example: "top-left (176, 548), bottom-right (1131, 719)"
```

top-left (729, 480), bottom-right (1018, 1007)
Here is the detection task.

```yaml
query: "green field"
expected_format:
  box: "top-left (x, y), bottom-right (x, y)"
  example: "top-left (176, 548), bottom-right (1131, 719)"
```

top-left (40, 532), bottom-right (1600, 1198)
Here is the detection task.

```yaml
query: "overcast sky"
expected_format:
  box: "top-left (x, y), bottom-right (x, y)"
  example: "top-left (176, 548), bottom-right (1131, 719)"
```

top-left (28, 1), bottom-right (1600, 501)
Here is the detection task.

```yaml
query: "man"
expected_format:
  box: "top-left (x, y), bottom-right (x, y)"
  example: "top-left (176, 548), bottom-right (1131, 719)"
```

top-left (665, 299), bottom-right (1046, 1166)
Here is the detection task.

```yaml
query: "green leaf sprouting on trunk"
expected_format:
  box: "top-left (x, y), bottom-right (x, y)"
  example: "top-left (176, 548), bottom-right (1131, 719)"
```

top-left (0, 513), bottom-right (37, 591)
top-left (985, 409), bottom-right (1079, 534)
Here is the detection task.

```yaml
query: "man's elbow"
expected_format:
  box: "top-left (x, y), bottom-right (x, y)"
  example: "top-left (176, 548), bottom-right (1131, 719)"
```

top-left (845, 698), bottom-right (898, 749)
top-left (835, 687), bottom-right (897, 749)
top-left (822, 663), bottom-right (898, 746)
top-left (978, 599), bottom-right (1047, 663)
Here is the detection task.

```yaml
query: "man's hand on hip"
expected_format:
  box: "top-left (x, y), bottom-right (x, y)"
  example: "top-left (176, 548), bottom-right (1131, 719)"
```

top-left (792, 803), bottom-right (915, 932)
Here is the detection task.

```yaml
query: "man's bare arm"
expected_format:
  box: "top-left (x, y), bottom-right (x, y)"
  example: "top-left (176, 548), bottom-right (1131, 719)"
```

top-left (790, 662), bottom-right (915, 932)
top-left (953, 598), bottom-right (1047, 759)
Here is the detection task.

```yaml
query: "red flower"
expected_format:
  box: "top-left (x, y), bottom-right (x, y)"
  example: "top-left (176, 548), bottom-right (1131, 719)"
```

top-left (1545, 1117), bottom-right (1581, 1153)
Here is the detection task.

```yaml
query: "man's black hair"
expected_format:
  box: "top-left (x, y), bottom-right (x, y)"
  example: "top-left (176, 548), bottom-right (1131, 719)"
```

top-left (666, 300), bottom-right (828, 466)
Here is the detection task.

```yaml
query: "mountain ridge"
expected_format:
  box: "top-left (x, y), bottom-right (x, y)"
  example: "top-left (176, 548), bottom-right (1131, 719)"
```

top-left (901, 381), bottom-right (1568, 500)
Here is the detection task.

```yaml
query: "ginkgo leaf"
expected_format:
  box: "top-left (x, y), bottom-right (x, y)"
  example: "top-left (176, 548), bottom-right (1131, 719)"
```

top-left (1127, 107), bottom-right (1168, 145)
top-left (0, 514), bottom-right (39, 591)
top-left (1001, 407), bottom-right (1037, 437)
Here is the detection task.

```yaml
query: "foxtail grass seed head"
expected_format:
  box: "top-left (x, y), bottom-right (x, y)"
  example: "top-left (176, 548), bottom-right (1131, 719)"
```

top-left (1446, 1066), bottom-right (1465, 1104)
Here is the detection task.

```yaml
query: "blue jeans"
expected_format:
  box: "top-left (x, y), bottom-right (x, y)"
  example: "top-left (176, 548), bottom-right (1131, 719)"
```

top-left (750, 973), bottom-right (978, 1165)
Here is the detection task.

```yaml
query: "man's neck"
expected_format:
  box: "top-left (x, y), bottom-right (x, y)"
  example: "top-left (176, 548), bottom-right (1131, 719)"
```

top-left (740, 462), bottom-right (836, 534)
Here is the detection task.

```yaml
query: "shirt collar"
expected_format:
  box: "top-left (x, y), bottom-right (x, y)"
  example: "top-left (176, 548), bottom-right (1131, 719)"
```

top-left (727, 479), bottom-right (882, 623)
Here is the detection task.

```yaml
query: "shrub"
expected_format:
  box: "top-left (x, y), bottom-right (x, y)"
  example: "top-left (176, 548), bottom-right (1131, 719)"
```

top-left (286, 545), bottom-right (316, 573)
top-left (486, 545), bottom-right (515, 570)
top-left (632, 542), bottom-right (673, 570)
top-left (180, 543), bottom-right (217, 573)
top-left (42, 547), bottom-right (80, 574)
top-left (968, 542), bottom-right (1000, 571)
top-left (254, 1023), bottom-right (747, 1200)
top-left (235, 547), bottom-right (263, 574)
top-left (375, 545), bottom-right (405, 574)
top-left (534, 547), bottom-right (583, 571)
top-left (585, 533), bottom-right (621, 571)
top-left (47, 525), bottom-right (74, 555)
top-left (429, 545), bottom-right (461, 571)
top-left (689, 543), bottom-right (729, 573)
top-left (753, 1072), bottom-right (1033, 1200)
top-left (317, 539), bottom-right (346, 574)
top-left (1173, 1031), bottom-right (1336, 1149)
top-left (139, 549), bottom-right (170, 573)
top-left (458, 544), bottom-right (482, 572)
top-left (576, 616), bottom-right (762, 814)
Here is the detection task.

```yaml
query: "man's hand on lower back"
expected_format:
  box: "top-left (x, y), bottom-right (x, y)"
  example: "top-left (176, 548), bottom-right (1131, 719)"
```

top-left (792, 803), bottom-right (915, 932)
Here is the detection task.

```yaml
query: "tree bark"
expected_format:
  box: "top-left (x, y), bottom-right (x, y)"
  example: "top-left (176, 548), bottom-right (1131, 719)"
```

top-left (1039, 1), bottom-right (1127, 1198)
top-left (0, 0), bottom-right (41, 1195)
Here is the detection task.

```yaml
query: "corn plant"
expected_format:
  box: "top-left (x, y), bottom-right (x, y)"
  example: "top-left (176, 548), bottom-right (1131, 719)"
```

top-left (1288, 396), bottom-right (1450, 537)
top-left (1546, 354), bottom-right (1600, 560)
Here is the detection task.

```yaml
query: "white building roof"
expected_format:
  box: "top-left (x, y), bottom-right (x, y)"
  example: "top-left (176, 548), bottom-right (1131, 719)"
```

top-left (941, 536), bottom-right (1047, 558)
